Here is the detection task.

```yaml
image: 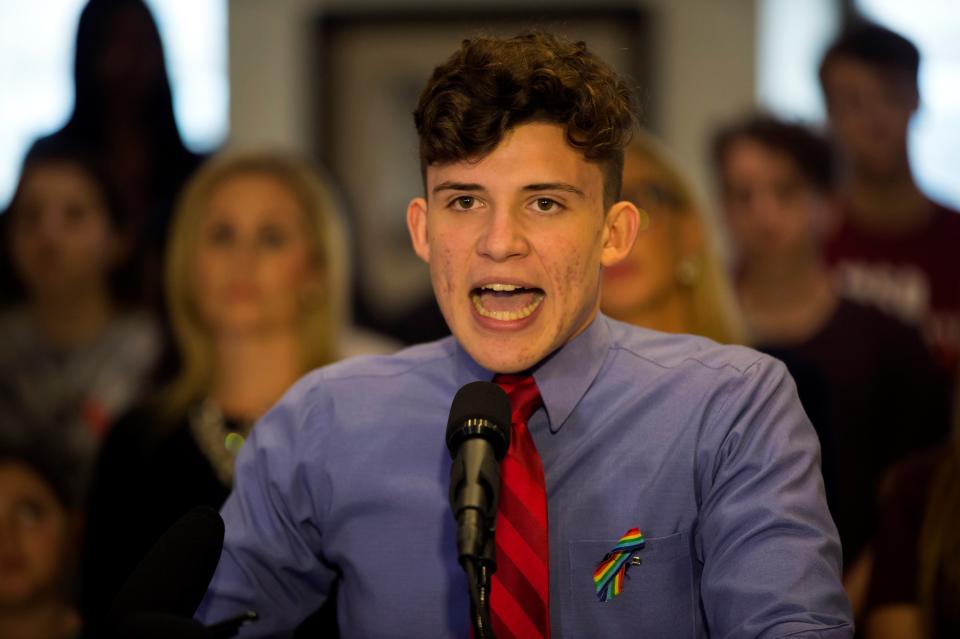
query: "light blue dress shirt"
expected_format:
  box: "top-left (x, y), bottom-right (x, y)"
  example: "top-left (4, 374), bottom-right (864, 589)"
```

top-left (197, 315), bottom-right (853, 638)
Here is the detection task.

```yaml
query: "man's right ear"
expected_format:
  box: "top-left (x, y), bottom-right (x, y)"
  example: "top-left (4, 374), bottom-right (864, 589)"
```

top-left (407, 197), bottom-right (430, 263)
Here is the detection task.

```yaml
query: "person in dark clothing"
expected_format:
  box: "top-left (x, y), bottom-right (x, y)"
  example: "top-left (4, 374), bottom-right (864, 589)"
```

top-left (712, 114), bottom-right (952, 620)
top-left (34, 0), bottom-right (205, 311)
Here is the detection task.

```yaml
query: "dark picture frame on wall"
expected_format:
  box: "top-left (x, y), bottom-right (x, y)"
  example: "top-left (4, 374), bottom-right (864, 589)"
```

top-left (313, 9), bottom-right (652, 344)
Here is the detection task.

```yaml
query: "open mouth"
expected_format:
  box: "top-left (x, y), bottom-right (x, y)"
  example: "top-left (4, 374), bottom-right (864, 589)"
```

top-left (471, 283), bottom-right (545, 321)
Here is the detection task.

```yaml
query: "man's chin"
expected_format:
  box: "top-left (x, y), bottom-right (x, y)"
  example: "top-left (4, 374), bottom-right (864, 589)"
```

top-left (460, 333), bottom-right (548, 374)
top-left (474, 355), bottom-right (542, 375)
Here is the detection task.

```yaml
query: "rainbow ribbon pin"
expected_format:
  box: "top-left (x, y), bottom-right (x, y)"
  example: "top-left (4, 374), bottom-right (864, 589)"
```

top-left (593, 527), bottom-right (646, 602)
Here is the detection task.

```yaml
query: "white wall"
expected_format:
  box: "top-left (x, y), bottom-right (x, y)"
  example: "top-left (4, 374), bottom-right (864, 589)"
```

top-left (645, 0), bottom-right (756, 197)
top-left (227, 0), bottom-right (758, 199)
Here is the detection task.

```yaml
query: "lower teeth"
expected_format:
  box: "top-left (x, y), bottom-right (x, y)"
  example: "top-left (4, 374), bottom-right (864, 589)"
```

top-left (471, 292), bottom-right (544, 321)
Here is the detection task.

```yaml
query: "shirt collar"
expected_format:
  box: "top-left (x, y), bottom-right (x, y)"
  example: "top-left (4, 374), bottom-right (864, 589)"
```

top-left (452, 313), bottom-right (613, 433)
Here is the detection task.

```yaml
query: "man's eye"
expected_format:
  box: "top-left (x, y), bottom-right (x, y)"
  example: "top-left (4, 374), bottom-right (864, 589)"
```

top-left (534, 198), bottom-right (560, 213)
top-left (452, 196), bottom-right (476, 210)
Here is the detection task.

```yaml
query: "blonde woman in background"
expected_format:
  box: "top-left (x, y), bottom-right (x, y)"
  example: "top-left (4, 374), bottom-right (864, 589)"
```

top-left (601, 131), bottom-right (744, 344)
top-left (161, 152), bottom-right (363, 423)
top-left (78, 151), bottom-right (381, 637)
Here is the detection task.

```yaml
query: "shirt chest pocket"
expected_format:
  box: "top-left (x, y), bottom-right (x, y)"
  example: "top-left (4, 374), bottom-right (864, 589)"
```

top-left (562, 532), bottom-right (696, 638)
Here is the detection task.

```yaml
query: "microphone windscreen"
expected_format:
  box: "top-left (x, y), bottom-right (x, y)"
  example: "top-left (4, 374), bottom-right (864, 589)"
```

top-left (107, 506), bottom-right (225, 625)
top-left (446, 381), bottom-right (512, 459)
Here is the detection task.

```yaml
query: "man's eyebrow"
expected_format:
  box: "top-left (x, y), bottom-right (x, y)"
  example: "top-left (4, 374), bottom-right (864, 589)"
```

top-left (432, 182), bottom-right (484, 195)
top-left (523, 182), bottom-right (586, 198)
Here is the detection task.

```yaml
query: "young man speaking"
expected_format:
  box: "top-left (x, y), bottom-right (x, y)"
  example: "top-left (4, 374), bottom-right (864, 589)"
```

top-left (197, 33), bottom-right (852, 638)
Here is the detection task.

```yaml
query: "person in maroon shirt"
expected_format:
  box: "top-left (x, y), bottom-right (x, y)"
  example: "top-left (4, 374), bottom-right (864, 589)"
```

top-left (819, 22), bottom-right (960, 377)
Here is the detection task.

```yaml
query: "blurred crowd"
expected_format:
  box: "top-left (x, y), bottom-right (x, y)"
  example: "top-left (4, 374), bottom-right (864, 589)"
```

top-left (0, 2), bottom-right (957, 638)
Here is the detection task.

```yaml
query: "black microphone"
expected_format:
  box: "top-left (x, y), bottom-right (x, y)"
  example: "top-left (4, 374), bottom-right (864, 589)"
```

top-left (447, 381), bottom-right (511, 639)
top-left (107, 506), bottom-right (256, 638)
top-left (446, 381), bottom-right (511, 563)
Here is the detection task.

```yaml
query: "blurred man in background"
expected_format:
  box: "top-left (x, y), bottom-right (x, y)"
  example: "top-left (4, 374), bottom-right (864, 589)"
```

top-left (819, 23), bottom-right (960, 380)
top-left (713, 114), bottom-right (951, 619)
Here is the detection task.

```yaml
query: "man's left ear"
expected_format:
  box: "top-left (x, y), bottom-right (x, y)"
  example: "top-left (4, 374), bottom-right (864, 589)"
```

top-left (600, 200), bottom-right (640, 268)
top-left (407, 197), bottom-right (431, 264)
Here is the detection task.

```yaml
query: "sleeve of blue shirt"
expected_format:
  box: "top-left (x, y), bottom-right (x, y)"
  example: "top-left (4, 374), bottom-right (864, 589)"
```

top-left (195, 372), bottom-right (335, 637)
top-left (694, 355), bottom-right (852, 638)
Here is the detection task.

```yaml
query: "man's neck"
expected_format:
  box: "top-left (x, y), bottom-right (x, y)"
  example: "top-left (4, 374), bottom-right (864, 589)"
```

top-left (846, 168), bottom-right (932, 234)
top-left (738, 257), bottom-right (838, 345)
top-left (211, 331), bottom-right (303, 421)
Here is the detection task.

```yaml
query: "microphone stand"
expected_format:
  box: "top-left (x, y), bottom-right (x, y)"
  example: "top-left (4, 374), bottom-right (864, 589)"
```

top-left (463, 524), bottom-right (497, 639)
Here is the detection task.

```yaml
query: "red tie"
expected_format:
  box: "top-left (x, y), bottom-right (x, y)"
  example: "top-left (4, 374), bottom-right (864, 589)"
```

top-left (491, 374), bottom-right (550, 639)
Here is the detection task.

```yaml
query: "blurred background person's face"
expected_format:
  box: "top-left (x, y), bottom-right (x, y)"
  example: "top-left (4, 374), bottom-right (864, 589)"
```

top-left (10, 162), bottom-right (120, 302)
top-left (720, 140), bottom-right (830, 268)
top-left (193, 172), bottom-right (319, 338)
top-left (601, 151), bottom-right (699, 321)
top-left (0, 461), bottom-right (71, 607)
top-left (823, 59), bottom-right (917, 180)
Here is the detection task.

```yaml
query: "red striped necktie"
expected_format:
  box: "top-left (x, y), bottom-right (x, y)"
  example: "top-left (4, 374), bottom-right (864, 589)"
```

top-left (491, 374), bottom-right (550, 639)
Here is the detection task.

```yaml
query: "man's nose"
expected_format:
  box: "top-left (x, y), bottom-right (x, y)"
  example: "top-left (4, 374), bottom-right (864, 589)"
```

top-left (477, 207), bottom-right (529, 261)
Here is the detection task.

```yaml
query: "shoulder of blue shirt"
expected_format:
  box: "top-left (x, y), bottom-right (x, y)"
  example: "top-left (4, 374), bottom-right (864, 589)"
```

top-left (281, 316), bottom-right (786, 406)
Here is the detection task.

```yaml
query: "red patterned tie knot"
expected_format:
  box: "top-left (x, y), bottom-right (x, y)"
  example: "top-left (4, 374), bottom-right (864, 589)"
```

top-left (493, 374), bottom-right (543, 426)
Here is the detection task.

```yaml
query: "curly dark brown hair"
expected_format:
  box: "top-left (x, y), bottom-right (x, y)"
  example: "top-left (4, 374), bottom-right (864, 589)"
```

top-left (413, 31), bottom-right (637, 208)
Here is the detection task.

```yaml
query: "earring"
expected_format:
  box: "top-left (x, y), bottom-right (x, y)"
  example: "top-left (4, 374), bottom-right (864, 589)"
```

top-left (676, 257), bottom-right (700, 287)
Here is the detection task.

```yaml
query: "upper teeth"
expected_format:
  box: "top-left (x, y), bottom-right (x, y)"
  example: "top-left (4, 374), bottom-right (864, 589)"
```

top-left (482, 283), bottom-right (523, 292)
